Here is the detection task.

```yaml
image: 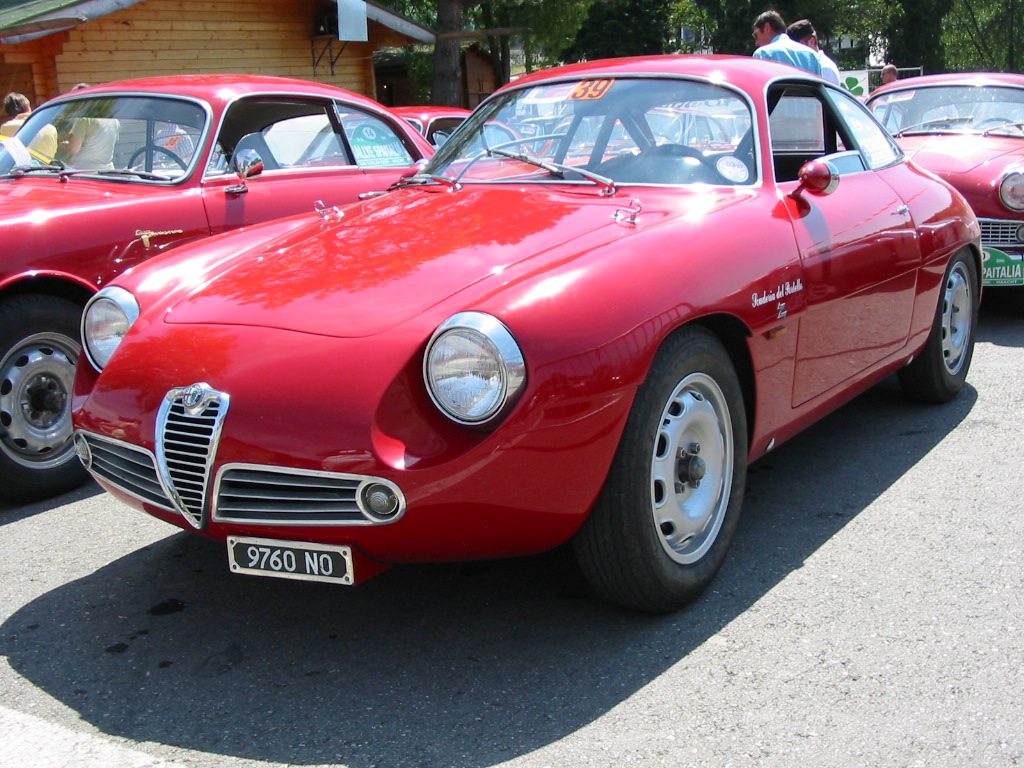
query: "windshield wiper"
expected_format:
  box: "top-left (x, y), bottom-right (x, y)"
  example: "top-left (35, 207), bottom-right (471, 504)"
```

top-left (90, 168), bottom-right (172, 181)
top-left (484, 146), bottom-right (617, 196)
top-left (8, 161), bottom-right (66, 176)
top-left (390, 172), bottom-right (460, 190)
top-left (982, 120), bottom-right (1024, 137)
top-left (894, 115), bottom-right (974, 137)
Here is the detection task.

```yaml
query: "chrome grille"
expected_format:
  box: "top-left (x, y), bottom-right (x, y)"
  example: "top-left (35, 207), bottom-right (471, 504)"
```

top-left (979, 218), bottom-right (1024, 248)
top-left (156, 383), bottom-right (230, 529)
top-left (76, 432), bottom-right (173, 510)
top-left (214, 464), bottom-right (403, 525)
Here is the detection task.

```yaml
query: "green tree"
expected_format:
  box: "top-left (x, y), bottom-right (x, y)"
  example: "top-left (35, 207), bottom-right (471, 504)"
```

top-left (562, 0), bottom-right (674, 61)
top-left (943, 0), bottom-right (1024, 71)
top-left (884, 0), bottom-right (953, 73)
top-left (383, 0), bottom-right (593, 105)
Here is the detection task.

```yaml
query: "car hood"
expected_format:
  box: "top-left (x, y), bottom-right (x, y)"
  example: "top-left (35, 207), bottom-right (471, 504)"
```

top-left (163, 185), bottom-right (749, 338)
top-left (897, 134), bottom-right (1024, 174)
top-left (0, 173), bottom-right (154, 209)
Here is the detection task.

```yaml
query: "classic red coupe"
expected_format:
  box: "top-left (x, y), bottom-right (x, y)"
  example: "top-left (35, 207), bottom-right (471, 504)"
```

top-left (391, 106), bottom-right (471, 147)
top-left (72, 56), bottom-right (980, 612)
top-left (867, 73), bottom-right (1024, 292)
top-left (0, 74), bottom-right (432, 503)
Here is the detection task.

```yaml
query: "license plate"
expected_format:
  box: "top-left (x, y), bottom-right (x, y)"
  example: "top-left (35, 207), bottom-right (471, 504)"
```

top-left (227, 536), bottom-right (353, 585)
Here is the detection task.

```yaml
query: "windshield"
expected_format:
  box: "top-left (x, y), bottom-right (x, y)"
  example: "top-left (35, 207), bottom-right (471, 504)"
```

top-left (423, 77), bottom-right (755, 187)
top-left (869, 85), bottom-right (1024, 137)
top-left (0, 94), bottom-right (207, 180)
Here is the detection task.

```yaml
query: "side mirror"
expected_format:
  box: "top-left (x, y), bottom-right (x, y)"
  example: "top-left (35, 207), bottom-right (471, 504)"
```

top-left (232, 148), bottom-right (264, 181)
top-left (226, 147), bottom-right (264, 194)
top-left (791, 159), bottom-right (839, 199)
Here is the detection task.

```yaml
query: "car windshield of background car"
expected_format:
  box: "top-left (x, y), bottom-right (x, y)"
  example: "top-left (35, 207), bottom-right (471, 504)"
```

top-left (0, 95), bottom-right (206, 179)
top-left (424, 78), bottom-right (755, 187)
top-left (870, 85), bottom-right (1024, 137)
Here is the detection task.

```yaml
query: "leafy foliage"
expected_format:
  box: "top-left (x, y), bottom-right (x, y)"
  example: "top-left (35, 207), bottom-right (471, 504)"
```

top-left (943, 0), bottom-right (1024, 72)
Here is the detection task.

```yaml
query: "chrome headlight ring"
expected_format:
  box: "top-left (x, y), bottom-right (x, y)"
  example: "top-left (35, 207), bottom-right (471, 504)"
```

top-left (424, 312), bottom-right (526, 427)
top-left (82, 286), bottom-right (140, 371)
top-left (999, 171), bottom-right (1024, 212)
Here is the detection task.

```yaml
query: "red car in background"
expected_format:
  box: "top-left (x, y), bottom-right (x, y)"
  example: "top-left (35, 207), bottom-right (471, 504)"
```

top-left (867, 73), bottom-right (1024, 293)
top-left (391, 106), bottom-right (471, 147)
top-left (72, 56), bottom-right (979, 612)
top-left (0, 74), bottom-right (432, 503)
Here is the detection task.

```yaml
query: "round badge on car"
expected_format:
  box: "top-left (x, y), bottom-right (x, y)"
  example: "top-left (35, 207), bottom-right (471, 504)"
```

top-left (716, 156), bottom-right (750, 183)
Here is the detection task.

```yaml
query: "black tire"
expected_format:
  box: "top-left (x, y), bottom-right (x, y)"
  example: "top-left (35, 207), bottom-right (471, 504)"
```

top-left (573, 327), bottom-right (748, 613)
top-left (898, 249), bottom-right (978, 403)
top-left (0, 295), bottom-right (89, 504)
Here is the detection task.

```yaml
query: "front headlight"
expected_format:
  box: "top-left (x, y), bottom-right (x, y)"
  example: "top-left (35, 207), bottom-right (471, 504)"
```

top-left (424, 312), bottom-right (526, 426)
top-left (999, 171), bottom-right (1024, 211)
top-left (82, 286), bottom-right (140, 371)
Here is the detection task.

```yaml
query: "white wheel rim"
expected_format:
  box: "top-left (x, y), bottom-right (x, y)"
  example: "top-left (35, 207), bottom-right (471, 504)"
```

top-left (0, 332), bottom-right (81, 469)
top-left (941, 262), bottom-right (972, 376)
top-left (650, 371), bottom-right (733, 564)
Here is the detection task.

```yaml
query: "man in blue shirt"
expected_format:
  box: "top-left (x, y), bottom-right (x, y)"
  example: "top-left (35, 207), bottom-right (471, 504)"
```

top-left (752, 10), bottom-right (823, 77)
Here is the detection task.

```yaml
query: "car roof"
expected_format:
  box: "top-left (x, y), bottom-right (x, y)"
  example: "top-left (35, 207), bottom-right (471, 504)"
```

top-left (869, 71), bottom-right (1024, 100)
top-left (503, 54), bottom-right (827, 94)
top-left (43, 74), bottom-right (384, 112)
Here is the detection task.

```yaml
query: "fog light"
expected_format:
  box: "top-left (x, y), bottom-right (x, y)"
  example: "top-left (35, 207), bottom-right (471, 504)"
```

top-left (74, 433), bottom-right (92, 468)
top-left (361, 483), bottom-right (400, 519)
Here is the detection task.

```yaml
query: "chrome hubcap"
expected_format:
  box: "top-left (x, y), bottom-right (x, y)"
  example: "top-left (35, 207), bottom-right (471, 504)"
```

top-left (650, 372), bottom-right (733, 564)
top-left (941, 262), bottom-right (972, 376)
top-left (0, 333), bottom-right (81, 468)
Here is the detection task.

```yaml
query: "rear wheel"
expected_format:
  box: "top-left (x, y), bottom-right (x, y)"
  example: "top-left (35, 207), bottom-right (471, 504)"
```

top-left (573, 327), bottom-right (748, 612)
top-left (0, 295), bottom-right (89, 504)
top-left (898, 249), bottom-right (978, 403)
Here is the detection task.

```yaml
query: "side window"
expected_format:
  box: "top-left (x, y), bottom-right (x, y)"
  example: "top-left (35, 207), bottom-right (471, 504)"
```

top-left (210, 99), bottom-right (352, 176)
top-left (768, 87), bottom-right (828, 183)
top-left (769, 90), bottom-right (826, 154)
top-left (828, 89), bottom-right (902, 169)
top-left (337, 109), bottom-right (414, 168)
top-left (264, 113), bottom-right (349, 168)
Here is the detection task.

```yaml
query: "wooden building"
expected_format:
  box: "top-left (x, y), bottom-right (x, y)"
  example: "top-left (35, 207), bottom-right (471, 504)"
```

top-left (0, 0), bottom-right (435, 108)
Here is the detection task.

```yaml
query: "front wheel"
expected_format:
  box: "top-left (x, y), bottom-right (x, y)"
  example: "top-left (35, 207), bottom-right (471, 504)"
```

top-left (898, 249), bottom-right (978, 403)
top-left (573, 327), bottom-right (748, 612)
top-left (0, 295), bottom-right (89, 504)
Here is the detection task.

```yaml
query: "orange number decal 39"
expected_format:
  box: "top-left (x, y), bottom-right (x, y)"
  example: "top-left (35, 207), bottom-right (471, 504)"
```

top-left (569, 79), bottom-right (615, 101)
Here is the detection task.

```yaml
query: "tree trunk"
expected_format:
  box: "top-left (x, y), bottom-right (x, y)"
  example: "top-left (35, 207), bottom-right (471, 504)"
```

top-left (432, 0), bottom-right (464, 106)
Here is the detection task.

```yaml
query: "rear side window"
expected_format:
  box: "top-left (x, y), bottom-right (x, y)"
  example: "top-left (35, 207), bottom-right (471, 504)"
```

top-left (338, 111), bottom-right (415, 168)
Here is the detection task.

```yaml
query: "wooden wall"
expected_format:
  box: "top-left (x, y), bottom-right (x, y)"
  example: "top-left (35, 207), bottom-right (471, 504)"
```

top-left (1, 0), bottom-right (417, 106)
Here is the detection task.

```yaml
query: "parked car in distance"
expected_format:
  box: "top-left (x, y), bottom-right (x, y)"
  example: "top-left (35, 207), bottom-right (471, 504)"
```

top-left (73, 56), bottom-right (981, 612)
top-left (0, 74), bottom-right (433, 504)
top-left (867, 73), bottom-right (1024, 293)
top-left (391, 106), bottom-right (471, 147)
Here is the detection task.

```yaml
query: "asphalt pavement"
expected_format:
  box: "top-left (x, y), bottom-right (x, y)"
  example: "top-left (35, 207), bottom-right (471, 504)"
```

top-left (1, 294), bottom-right (1022, 768)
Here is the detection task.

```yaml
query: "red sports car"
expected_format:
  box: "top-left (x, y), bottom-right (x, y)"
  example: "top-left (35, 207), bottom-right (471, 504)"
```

top-left (867, 73), bottom-right (1024, 292)
top-left (0, 74), bottom-right (433, 503)
top-left (72, 56), bottom-right (980, 612)
top-left (391, 106), bottom-right (471, 147)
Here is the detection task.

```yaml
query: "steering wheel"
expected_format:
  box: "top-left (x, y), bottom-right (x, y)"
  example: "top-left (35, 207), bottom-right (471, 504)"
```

top-left (128, 144), bottom-right (187, 171)
top-left (649, 143), bottom-right (708, 161)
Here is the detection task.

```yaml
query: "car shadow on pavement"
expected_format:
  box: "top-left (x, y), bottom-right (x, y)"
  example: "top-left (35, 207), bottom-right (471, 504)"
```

top-left (0, 378), bottom-right (976, 768)
top-left (978, 289), bottom-right (1024, 347)
top-left (0, 479), bottom-right (103, 526)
